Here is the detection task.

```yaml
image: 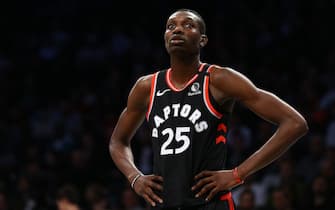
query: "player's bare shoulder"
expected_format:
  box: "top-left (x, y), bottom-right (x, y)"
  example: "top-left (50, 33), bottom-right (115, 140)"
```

top-left (134, 74), bottom-right (154, 93)
top-left (207, 65), bottom-right (237, 90)
top-left (208, 65), bottom-right (257, 101)
top-left (210, 65), bottom-right (253, 85)
top-left (127, 73), bottom-right (155, 111)
top-left (209, 65), bottom-right (240, 82)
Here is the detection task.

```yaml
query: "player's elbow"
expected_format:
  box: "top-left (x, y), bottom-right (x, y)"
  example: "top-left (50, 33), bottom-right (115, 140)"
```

top-left (109, 139), bottom-right (121, 163)
top-left (109, 137), bottom-right (115, 155)
top-left (109, 135), bottom-right (130, 158)
top-left (292, 115), bottom-right (309, 136)
top-left (109, 136), bottom-right (119, 157)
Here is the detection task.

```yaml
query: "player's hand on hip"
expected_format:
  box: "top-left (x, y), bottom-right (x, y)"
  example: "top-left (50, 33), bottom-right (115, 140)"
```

top-left (191, 170), bottom-right (241, 201)
top-left (133, 174), bottom-right (164, 207)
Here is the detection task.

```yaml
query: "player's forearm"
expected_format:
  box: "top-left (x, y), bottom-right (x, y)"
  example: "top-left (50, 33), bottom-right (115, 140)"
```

top-left (237, 117), bottom-right (308, 180)
top-left (109, 140), bottom-right (142, 183)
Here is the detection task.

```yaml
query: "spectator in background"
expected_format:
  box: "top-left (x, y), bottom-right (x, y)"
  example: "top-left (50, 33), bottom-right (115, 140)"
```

top-left (232, 173), bottom-right (267, 208)
top-left (0, 191), bottom-right (8, 210)
top-left (262, 157), bottom-right (306, 208)
top-left (236, 188), bottom-right (258, 210)
top-left (297, 133), bottom-right (325, 182)
top-left (325, 103), bottom-right (335, 148)
top-left (318, 156), bottom-right (335, 195)
top-left (56, 184), bottom-right (82, 210)
top-left (302, 175), bottom-right (333, 210)
top-left (268, 187), bottom-right (295, 210)
top-left (120, 187), bottom-right (144, 210)
top-left (227, 116), bottom-right (253, 168)
top-left (84, 183), bottom-right (111, 210)
top-left (14, 174), bottom-right (38, 210)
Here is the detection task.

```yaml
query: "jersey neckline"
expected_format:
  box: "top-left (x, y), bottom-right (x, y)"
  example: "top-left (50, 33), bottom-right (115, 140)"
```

top-left (166, 63), bottom-right (206, 92)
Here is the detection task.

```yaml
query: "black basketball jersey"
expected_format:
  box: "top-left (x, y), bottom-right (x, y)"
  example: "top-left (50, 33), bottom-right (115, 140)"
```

top-left (146, 63), bottom-right (231, 208)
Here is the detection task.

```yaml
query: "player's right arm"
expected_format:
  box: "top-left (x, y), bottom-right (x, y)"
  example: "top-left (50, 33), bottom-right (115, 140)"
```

top-left (109, 74), bottom-right (163, 207)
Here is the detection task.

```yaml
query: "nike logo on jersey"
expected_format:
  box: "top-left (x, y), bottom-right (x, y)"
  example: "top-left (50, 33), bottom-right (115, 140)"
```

top-left (157, 89), bottom-right (171, 96)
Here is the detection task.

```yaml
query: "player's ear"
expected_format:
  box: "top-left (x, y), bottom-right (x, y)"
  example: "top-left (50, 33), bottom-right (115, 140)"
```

top-left (200, 34), bottom-right (208, 48)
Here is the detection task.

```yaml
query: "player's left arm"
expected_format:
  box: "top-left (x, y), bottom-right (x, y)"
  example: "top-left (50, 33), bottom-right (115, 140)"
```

top-left (192, 66), bottom-right (308, 200)
top-left (217, 67), bottom-right (308, 178)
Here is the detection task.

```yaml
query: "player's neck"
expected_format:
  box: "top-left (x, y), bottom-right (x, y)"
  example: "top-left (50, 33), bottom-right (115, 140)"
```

top-left (169, 58), bottom-right (202, 88)
top-left (170, 53), bottom-right (201, 72)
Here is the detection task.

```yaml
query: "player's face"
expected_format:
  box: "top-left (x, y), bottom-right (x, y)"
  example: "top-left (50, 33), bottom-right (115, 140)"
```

top-left (164, 11), bottom-right (206, 55)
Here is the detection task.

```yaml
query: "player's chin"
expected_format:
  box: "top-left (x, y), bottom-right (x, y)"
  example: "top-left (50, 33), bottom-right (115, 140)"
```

top-left (167, 45), bottom-right (188, 54)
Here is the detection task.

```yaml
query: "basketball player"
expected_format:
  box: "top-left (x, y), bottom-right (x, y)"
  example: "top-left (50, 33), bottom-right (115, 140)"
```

top-left (109, 9), bottom-right (308, 210)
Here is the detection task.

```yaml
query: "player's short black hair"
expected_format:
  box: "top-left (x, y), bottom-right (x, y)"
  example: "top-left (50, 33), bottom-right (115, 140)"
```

top-left (175, 8), bottom-right (206, 34)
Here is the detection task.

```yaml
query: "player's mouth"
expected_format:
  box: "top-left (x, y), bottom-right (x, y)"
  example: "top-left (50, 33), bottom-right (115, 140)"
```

top-left (170, 36), bottom-right (185, 45)
top-left (170, 39), bottom-right (185, 44)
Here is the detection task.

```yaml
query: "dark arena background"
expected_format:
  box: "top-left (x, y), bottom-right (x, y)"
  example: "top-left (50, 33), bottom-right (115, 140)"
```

top-left (0, 0), bottom-right (334, 209)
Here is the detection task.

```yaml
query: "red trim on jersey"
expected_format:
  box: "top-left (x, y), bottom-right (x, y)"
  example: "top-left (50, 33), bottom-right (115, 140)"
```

top-left (166, 63), bottom-right (205, 92)
top-left (217, 123), bottom-right (227, 133)
top-left (220, 192), bottom-right (235, 210)
top-left (203, 65), bottom-right (223, 119)
top-left (198, 62), bottom-right (205, 72)
top-left (216, 135), bottom-right (226, 144)
top-left (146, 72), bottom-right (158, 120)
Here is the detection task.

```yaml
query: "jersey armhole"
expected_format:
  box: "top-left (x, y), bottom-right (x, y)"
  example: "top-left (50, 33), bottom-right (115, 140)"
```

top-left (203, 65), bottom-right (223, 119)
top-left (146, 72), bottom-right (158, 121)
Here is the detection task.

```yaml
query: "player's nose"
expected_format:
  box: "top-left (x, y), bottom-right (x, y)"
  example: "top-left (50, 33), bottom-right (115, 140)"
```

top-left (172, 24), bottom-right (183, 34)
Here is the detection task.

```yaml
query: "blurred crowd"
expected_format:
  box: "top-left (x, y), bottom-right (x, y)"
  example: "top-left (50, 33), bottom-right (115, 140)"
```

top-left (1, 1), bottom-right (335, 210)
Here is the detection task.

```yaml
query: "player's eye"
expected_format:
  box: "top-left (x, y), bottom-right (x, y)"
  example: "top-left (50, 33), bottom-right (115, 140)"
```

top-left (184, 23), bottom-right (194, 29)
top-left (167, 24), bottom-right (175, 30)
